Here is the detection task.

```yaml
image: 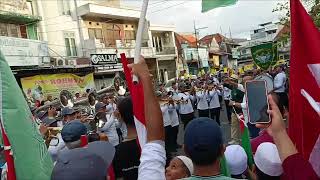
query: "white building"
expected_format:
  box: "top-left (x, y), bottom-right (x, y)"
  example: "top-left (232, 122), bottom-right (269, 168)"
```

top-left (33, 0), bottom-right (178, 86)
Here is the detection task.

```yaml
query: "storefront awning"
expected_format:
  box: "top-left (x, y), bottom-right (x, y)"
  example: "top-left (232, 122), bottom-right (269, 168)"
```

top-left (0, 10), bottom-right (41, 24)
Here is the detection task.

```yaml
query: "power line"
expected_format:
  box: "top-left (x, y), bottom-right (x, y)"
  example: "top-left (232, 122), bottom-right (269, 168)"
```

top-left (149, 1), bottom-right (189, 14)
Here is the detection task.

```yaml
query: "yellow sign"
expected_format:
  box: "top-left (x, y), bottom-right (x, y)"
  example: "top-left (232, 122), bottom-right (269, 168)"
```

top-left (223, 67), bottom-right (228, 73)
top-left (211, 56), bottom-right (220, 67)
top-left (210, 68), bottom-right (217, 75)
top-left (21, 73), bottom-right (95, 101)
top-left (244, 64), bottom-right (254, 71)
top-left (238, 67), bottom-right (245, 75)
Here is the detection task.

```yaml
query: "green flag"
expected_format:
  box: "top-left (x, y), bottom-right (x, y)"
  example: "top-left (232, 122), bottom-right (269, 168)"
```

top-left (240, 121), bottom-right (254, 167)
top-left (0, 50), bottom-right (53, 179)
top-left (251, 42), bottom-right (278, 70)
top-left (202, 0), bottom-right (238, 12)
top-left (220, 156), bottom-right (231, 177)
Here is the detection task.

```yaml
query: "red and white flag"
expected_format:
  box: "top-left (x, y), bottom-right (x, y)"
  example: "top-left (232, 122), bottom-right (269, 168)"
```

top-left (289, 0), bottom-right (320, 164)
top-left (121, 53), bottom-right (147, 147)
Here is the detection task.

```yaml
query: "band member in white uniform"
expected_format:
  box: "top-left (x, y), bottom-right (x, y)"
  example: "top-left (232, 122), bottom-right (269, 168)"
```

top-left (177, 84), bottom-right (194, 129)
top-left (196, 84), bottom-right (210, 117)
top-left (168, 99), bottom-right (180, 150)
top-left (208, 85), bottom-right (222, 125)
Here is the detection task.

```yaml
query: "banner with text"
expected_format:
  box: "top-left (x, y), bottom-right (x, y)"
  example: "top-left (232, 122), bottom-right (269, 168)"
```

top-left (251, 42), bottom-right (278, 70)
top-left (21, 73), bottom-right (95, 101)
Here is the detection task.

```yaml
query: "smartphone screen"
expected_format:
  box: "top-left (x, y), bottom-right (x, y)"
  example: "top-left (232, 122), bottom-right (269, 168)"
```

top-left (245, 80), bottom-right (270, 124)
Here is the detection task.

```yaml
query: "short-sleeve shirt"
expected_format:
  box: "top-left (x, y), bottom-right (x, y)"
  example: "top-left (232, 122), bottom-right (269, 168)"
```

top-left (113, 139), bottom-right (140, 180)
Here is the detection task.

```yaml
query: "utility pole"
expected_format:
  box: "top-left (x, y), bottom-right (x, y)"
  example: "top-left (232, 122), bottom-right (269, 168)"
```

top-left (194, 21), bottom-right (201, 70)
top-left (194, 21), bottom-right (208, 72)
top-left (74, 0), bottom-right (85, 57)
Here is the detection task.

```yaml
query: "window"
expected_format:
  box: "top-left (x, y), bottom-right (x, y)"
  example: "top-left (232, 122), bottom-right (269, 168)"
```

top-left (64, 32), bottom-right (77, 57)
top-left (88, 28), bottom-right (103, 43)
top-left (0, 23), bottom-right (8, 36)
top-left (58, 0), bottom-right (71, 15)
top-left (8, 24), bottom-right (19, 37)
top-left (20, 25), bottom-right (27, 39)
top-left (124, 30), bottom-right (136, 40)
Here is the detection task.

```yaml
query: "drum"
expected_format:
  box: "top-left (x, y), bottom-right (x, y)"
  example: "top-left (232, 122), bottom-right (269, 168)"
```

top-left (254, 74), bottom-right (274, 93)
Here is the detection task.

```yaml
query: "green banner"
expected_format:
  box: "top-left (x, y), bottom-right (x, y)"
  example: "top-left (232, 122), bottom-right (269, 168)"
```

top-left (251, 43), bottom-right (278, 70)
top-left (0, 50), bottom-right (53, 179)
top-left (202, 0), bottom-right (237, 12)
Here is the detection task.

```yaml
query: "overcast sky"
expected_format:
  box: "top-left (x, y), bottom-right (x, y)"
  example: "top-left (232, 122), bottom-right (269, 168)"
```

top-left (121, 0), bottom-right (285, 39)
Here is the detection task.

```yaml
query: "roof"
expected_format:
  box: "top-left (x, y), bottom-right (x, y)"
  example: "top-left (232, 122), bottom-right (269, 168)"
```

top-left (199, 33), bottom-right (226, 46)
top-left (175, 33), bottom-right (197, 48)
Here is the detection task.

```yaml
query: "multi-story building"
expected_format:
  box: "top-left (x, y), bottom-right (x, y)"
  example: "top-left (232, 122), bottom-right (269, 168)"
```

top-left (150, 24), bottom-right (177, 82)
top-left (233, 22), bottom-right (285, 68)
top-left (0, 0), bottom-right (51, 81)
top-left (175, 33), bottom-right (209, 75)
top-left (17, 0), bottom-right (178, 87)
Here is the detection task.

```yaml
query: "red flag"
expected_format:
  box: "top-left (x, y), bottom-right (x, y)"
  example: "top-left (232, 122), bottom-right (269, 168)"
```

top-left (120, 53), bottom-right (147, 147)
top-left (289, 0), bottom-right (320, 160)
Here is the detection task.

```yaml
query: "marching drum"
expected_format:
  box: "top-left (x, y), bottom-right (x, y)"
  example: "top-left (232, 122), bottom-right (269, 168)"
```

top-left (254, 73), bottom-right (274, 93)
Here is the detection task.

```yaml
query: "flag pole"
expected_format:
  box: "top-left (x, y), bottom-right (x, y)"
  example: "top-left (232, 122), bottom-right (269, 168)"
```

top-left (0, 123), bottom-right (16, 180)
top-left (133, 0), bottom-right (149, 83)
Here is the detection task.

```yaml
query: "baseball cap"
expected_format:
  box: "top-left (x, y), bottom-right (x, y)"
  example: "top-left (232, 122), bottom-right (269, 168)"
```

top-left (61, 121), bottom-right (87, 143)
top-left (176, 156), bottom-right (194, 175)
top-left (230, 74), bottom-right (239, 80)
top-left (254, 142), bottom-right (283, 176)
top-left (224, 145), bottom-right (248, 175)
top-left (184, 118), bottom-right (223, 164)
top-left (52, 141), bottom-right (115, 180)
top-left (61, 107), bottom-right (75, 117)
top-left (95, 102), bottom-right (106, 112)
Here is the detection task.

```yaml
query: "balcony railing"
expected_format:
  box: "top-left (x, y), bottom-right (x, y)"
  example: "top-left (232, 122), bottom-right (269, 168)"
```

top-left (155, 47), bottom-right (176, 55)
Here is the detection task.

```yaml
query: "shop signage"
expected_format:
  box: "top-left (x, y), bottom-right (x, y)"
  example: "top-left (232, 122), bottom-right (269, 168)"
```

top-left (90, 54), bottom-right (118, 65)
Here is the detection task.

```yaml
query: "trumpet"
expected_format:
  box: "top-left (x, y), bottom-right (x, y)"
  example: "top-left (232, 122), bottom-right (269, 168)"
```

top-left (159, 98), bottom-right (188, 105)
top-left (44, 127), bottom-right (62, 147)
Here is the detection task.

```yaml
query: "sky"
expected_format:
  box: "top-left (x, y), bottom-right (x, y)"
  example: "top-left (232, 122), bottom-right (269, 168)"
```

top-left (121, 0), bottom-right (286, 39)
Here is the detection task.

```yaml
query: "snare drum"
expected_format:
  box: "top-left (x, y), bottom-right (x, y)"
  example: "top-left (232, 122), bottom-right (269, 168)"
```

top-left (254, 74), bottom-right (274, 93)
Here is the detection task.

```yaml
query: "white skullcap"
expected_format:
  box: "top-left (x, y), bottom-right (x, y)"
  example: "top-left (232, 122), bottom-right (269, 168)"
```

top-left (224, 145), bottom-right (248, 175)
top-left (176, 156), bottom-right (194, 175)
top-left (254, 142), bottom-right (283, 176)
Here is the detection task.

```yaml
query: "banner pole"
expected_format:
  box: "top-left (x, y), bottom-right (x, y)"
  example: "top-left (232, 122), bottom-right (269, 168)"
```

top-left (133, 0), bottom-right (149, 83)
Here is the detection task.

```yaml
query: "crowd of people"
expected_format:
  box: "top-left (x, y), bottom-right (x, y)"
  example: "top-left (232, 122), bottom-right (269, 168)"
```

top-left (2, 56), bottom-right (317, 180)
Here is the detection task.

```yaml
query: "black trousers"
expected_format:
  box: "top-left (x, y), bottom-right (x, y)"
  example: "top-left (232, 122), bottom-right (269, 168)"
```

top-left (224, 100), bottom-right (232, 123)
top-left (210, 108), bottom-right (221, 125)
top-left (165, 126), bottom-right (173, 150)
top-left (180, 113), bottom-right (194, 129)
top-left (276, 92), bottom-right (289, 110)
top-left (198, 109), bottom-right (209, 118)
top-left (171, 125), bottom-right (179, 148)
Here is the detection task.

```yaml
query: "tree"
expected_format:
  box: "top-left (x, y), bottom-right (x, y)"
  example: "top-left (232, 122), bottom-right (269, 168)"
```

top-left (273, 0), bottom-right (320, 27)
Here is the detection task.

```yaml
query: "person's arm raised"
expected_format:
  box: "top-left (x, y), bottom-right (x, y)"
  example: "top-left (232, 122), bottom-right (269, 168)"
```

top-left (128, 56), bottom-right (165, 142)
top-left (256, 95), bottom-right (297, 161)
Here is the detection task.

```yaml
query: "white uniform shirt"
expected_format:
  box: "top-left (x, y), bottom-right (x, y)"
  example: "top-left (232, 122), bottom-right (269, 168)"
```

top-left (223, 87), bottom-right (231, 100)
top-left (48, 133), bottom-right (66, 161)
top-left (274, 71), bottom-right (286, 93)
top-left (238, 84), bottom-right (249, 124)
top-left (208, 89), bottom-right (221, 109)
top-left (178, 92), bottom-right (194, 114)
top-left (168, 104), bottom-right (179, 127)
top-left (160, 104), bottom-right (172, 127)
top-left (99, 114), bottom-right (119, 146)
top-left (196, 91), bottom-right (209, 110)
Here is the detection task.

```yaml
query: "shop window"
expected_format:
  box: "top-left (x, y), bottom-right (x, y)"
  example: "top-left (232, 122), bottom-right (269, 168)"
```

top-left (0, 23), bottom-right (8, 36)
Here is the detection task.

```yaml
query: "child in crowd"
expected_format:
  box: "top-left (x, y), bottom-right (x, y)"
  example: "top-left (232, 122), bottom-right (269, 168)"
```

top-left (165, 156), bottom-right (194, 180)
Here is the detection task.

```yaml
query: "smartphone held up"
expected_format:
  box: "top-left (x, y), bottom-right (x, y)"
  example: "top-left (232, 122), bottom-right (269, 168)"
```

top-left (245, 80), bottom-right (270, 124)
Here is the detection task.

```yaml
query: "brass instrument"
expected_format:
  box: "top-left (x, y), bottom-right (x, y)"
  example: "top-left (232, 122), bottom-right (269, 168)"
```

top-left (45, 127), bottom-right (62, 147)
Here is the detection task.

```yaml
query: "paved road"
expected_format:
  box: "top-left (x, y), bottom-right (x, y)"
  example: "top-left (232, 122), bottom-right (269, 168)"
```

top-left (174, 101), bottom-right (231, 156)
